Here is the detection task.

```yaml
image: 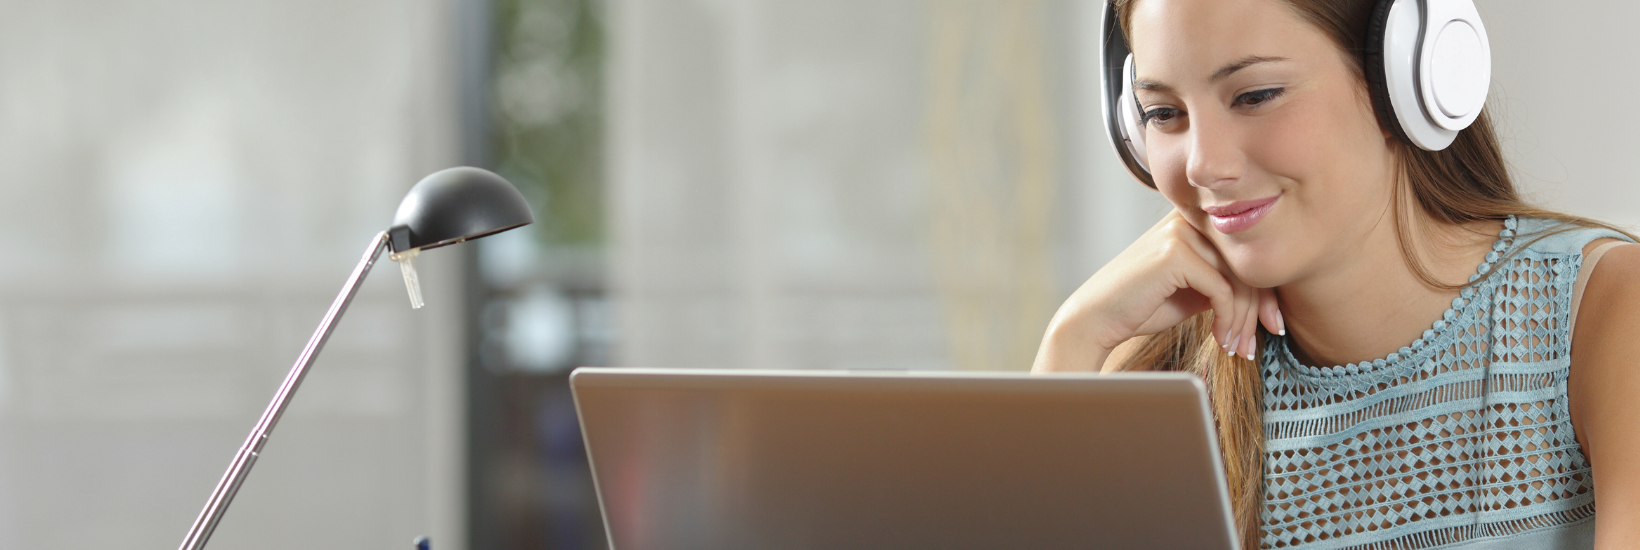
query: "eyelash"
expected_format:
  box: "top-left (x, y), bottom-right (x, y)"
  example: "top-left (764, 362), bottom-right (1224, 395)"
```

top-left (1139, 87), bottom-right (1287, 126)
top-left (1235, 87), bottom-right (1285, 107)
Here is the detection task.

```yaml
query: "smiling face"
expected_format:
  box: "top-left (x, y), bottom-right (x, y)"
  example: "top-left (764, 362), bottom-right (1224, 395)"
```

top-left (1126, 0), bottom-right (1397, 288)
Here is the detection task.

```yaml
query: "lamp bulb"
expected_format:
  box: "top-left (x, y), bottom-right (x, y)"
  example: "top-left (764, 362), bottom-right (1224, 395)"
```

top-left (389, 249), bottom-right (425, 309)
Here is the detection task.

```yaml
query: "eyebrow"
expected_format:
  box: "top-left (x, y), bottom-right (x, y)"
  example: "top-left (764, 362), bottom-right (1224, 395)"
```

top-left (1134, 55), bottom-right (1291, 93)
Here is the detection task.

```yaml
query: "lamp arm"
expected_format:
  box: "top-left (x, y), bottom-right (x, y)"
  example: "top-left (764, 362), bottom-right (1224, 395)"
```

top-left (178, 231), bottom-right (392, 550)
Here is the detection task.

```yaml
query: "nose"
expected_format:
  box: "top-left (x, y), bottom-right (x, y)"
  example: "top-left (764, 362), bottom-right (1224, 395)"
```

top-left (1185, 110), bottom-right (1246, 189)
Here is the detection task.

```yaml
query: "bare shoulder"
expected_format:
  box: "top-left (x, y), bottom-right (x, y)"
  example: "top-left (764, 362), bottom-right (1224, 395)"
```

top-left (1571, 237), bottom-right (1639, 415)
top-left (1580, 237), bottom-right (1632, 259)
top-left (1568, 238), bottom-right (1640, 543)
top-left (1576, 238), bottom-right (1640, 324)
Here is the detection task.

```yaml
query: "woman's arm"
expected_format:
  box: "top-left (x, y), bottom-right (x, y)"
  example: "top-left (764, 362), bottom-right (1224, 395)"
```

top-left (1568, 240), bottom-right (1640, 548)
top-left (1031, 210), bottom-right (1282, 373)
top-left (1100, 338), bottom-right (1145, 373)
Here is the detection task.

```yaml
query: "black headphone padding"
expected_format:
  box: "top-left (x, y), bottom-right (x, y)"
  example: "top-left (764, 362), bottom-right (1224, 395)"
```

top-left (1363, 0), bottom-right (1412, 145)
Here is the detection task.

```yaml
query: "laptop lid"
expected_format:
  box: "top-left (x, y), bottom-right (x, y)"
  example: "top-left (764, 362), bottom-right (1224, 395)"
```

top-left (571, 368), bottom-right (1240, 550)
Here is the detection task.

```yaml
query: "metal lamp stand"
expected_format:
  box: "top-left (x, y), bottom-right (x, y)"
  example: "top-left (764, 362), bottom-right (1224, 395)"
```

top-left (177, 232), bottom-right (392, 550)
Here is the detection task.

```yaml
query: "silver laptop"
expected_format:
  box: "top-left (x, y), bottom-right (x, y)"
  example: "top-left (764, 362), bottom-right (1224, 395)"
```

top-left (571, 368), bottom-right (1239, 550)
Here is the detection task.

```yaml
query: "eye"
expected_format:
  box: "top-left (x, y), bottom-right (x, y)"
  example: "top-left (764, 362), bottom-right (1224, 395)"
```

top-left (1140, 106), bottom-right (1180, 126)
top-left (1234, 87), bottom-right (1285, 108)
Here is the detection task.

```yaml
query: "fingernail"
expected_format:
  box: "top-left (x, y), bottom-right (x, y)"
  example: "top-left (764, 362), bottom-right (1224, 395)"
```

top-left (1276, 309), bottom-right (1287, 336)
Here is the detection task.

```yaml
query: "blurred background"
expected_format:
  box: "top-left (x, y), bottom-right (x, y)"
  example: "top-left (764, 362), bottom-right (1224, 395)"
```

top-left (0, 0), bottom-right (1634, 549)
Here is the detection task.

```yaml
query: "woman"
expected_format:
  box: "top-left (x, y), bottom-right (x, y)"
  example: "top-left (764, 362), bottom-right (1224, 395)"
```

top-left (1031, 0), bottom-right (1640, 548)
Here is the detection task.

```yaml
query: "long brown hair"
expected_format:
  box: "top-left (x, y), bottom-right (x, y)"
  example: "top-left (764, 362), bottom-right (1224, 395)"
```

top-left (1109, 0), bottom-right (1636, 547)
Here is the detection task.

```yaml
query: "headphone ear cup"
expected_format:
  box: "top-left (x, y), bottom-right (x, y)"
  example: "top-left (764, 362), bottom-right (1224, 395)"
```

top-left (1101, 2), bottom-right (1154, 187)
top-left (1119, 55), bottom-right (1150, 174)
top-left (1371, 0), bottom-right (1460, 150)
top-left (1418, 0), bottom-right (1490, 130)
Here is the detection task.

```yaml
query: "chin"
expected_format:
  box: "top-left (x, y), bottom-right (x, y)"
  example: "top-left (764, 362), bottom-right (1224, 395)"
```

top-left (1223, 244), bottom-right (1290, 289)
top-left (1235, 269), bottom-right (1287, 290)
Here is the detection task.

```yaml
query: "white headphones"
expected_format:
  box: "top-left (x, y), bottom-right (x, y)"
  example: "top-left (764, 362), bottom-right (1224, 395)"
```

top-left (1101, 0), bottom-right (1493, 188)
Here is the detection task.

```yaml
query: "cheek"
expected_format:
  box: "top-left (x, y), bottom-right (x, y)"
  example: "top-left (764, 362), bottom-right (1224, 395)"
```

top-left (1248, 110), bottom-right (1324, 176)
top-left (1148, 135), bottom-right (1196, 204)
top-left (1245, 89), bottom-right (1392, 213)
top-left (1245, 97), bottom-right (1354, 183)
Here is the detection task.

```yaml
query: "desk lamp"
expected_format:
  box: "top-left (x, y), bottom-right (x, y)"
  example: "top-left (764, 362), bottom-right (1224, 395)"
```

top-left (177, 167), bottom-right (534, 550)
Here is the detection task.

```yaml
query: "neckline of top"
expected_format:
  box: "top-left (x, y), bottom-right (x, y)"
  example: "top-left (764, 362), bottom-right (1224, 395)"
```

top-left (1272, 215), bottom-right (1518, 381)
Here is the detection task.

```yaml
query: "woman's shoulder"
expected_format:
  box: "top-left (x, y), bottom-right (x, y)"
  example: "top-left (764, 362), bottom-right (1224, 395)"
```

top-left (1575, 238), bottom-right (1640, 323)
top-left (1565, 238), bottom-right (1640, 542)
top-left (1514, 217), bottom-right (1635, 256)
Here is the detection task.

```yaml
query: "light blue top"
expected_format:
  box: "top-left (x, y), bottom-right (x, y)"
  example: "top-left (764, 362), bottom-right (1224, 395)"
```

top-left (1259, 217), bottom-right (1631, 549)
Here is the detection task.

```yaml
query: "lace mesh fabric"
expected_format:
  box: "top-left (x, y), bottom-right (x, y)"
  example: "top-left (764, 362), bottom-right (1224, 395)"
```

top-left (1259, 218), bottom-right (1626, 549)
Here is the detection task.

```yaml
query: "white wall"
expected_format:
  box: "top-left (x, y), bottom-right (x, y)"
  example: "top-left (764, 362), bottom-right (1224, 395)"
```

top-left (0, 1), bottom-right (469, 548)
top-left (608, 0), bottom-right (953, 372)
top-left (1486, 1), bottom-right (1640, 228)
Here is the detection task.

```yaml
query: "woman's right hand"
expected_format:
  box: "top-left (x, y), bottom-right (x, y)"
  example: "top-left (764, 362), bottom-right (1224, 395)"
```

top-left (1031, 209), bottom-right (1284, 373)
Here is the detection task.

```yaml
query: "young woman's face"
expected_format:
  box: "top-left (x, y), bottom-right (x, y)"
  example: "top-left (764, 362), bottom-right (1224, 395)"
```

top-left (1128, 0), bottom-right (1396, 288)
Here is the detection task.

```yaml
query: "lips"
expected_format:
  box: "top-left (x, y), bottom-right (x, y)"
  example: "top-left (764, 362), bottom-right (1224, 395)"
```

top-left (1204, 195), bottom-right (1280, 235)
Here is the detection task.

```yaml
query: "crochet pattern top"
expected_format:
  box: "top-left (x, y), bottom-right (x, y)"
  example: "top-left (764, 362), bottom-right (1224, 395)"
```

top-left (1259, 217), bottom-right (1631, 549)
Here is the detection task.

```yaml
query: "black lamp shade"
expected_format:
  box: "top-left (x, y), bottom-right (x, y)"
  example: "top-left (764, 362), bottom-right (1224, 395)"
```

top-left (389, 167), bottom-right (534, 253)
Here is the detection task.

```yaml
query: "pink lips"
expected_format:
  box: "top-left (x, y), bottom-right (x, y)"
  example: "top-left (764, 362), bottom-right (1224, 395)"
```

top-left (1204, 195), bottom-right (1280, 234)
